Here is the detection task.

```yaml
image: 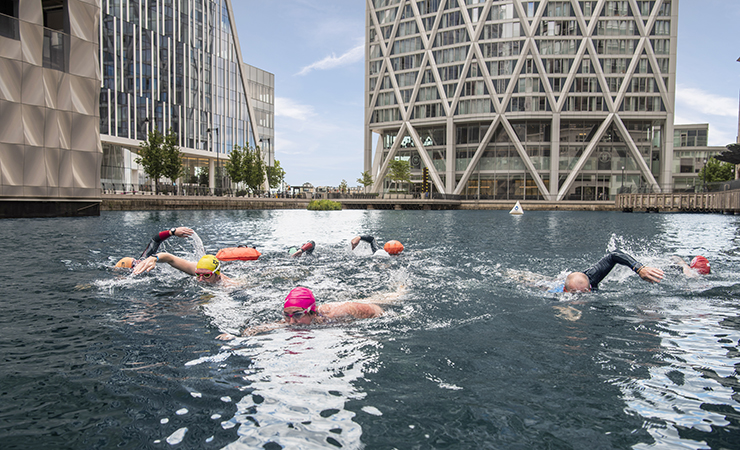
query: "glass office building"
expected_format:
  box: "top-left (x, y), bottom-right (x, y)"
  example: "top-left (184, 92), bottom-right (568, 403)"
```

top-left (365, 0), bottom-right (677, 200)
top-left (99, 0), bottom-right (259, 191)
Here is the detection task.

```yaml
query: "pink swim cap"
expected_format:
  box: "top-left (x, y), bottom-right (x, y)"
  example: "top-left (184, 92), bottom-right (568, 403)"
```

top-left (284, 287), bottom-right (316, 312)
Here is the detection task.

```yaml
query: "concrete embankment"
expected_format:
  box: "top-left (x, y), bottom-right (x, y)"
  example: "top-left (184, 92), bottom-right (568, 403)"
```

top-left (101, 194), bottom-right (616, 212)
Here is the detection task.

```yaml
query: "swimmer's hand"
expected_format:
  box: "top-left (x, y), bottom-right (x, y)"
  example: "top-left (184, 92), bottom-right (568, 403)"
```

top-left (175, 227), bottom-right (194, 238)
top-left (216, 333), bottom-right (236, 341)
top-left (132, 256), bottom-right (157, 275)
top-left (638, 266), bottom-right (664, 283)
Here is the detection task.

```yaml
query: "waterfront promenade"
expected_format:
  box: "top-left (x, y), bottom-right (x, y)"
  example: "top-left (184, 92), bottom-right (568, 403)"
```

top-left (101, 193), bottom-right (616, 212)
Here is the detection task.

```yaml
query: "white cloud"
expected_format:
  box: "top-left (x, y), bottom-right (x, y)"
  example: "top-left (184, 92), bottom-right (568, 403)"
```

top-left (296, 43), bottom-right (364, 76)
top-left (675, 85), bottom-right (737, 117)
top-left (275, 97), bottom-right (314, 121)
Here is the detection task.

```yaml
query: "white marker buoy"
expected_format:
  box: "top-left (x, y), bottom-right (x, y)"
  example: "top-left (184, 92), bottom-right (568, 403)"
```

top-left (509, 201), bottom-right (523, 215)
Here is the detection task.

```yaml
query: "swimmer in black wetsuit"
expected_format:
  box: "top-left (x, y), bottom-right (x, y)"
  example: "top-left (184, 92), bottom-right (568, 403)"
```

top-left (288, 240), bottom-right (315, 258)
top-left (114, 226), bottom-right (194, 269)
top-left (350, 235), bottom-right (381, 253)
top-left (563, 250), bottom-right (664, 292)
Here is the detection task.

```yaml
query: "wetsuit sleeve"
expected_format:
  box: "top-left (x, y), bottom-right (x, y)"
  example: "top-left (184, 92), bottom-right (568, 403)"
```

top-left (301, 241), bottom-right (315, 254)
top-left (359, 235), bottom-right (381, 254)
top-left (583, 251), bottom-right (644, 290)
top-left (140, 230), bottom-right (173, 259)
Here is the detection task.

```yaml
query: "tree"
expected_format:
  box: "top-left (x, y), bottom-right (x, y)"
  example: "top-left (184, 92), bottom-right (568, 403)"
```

top-left (698, 157), bottom-right (734, 184)
top-left (161, 129), bottom-right (183, 193)
top-left (225, 145), bottom-right (245, 190)
top-left (357, 171), bottom-right (373, 193)
top-left (244, 145), bottom-right (265, 195)
top-left (339, 179), bottom-right (348, 194)
top-left (136, 128), bottom-right (166, 194)
top-left (387, 159), bottom-right (411, 192)
top-left (267, 159), bottom-right (286, 190)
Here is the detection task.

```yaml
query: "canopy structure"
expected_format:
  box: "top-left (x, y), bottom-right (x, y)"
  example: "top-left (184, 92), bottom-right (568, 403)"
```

top-left (714, 144), bottom-right (740, 164)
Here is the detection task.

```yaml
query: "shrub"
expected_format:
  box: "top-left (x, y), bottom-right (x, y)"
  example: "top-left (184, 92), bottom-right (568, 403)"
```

top-left (307, 199), bottom-right (342, 211)
top-left (236, 189), bottom-right (247, 197)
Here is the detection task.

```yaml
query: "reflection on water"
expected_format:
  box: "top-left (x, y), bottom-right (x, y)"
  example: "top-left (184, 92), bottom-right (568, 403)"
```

top-left (1, 210), bottom-right (739, 449)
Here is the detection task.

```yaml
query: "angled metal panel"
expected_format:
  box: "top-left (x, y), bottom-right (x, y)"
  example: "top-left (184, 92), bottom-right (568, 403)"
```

top-left (45, 109), bottom-right (60, 149)
top-left (0, 58), bottom-right (22, 102)
top-left (68, 0), bottom-right (98, 43)
top-left (21, 62), bottom-right (44, 106)
top-left (58, 110), bottom-right (71, 150)
top-left (58, 148), bottom-right (73, 189)
top-left (19, 21), bottom-right (42, 67)
top-left (0, 99), bottom-right (23, 144)
top-left (0, 143), bottom-right (24, 185)
top-left (22, 104), bottom-right (45, 147)
top-left (57, 73), bottom-right (71, 112)
top-left (69, 37), bottom-right (98, 80)
top-left (69, 75), bottom-right (97, 115)
top-left (72, 149), bottom-right (100, 189)
top-left (24, 145), bottom-right (46, 188)
top-left (19, 0), bottom-right (42, 24)
top-left (43, 68), bottom-right (62, 109)
top-left (0, 37), bottom-right (22, 60)
top-left (70, 113), bottom-right (96, 152)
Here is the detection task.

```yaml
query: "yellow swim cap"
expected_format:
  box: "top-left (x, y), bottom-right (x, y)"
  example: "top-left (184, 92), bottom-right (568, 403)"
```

top-left (197, 255), bottom-right (221, 274)
top-left (115, 257), bottom-right (136, 268)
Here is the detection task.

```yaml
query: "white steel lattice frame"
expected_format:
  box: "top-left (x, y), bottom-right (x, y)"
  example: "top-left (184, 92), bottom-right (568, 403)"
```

top-left (365, 0), bottom-right (677, 200)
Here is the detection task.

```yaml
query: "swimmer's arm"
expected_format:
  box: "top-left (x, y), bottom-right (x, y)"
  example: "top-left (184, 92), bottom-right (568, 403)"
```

top-left (635, 265), bottom-right (664, 283)
top-left (362, 285), bottom-right (406, 305)
top-left (132, 252), bottom-right (197, 275)
top-left (670, 256), bottom-right (698, 278)
top-left (216, 322), bottom-right (286, 340)
top-left (320, 302), bottom-right (383, 319)
top-left (140, 227), bottom-right (194, 258)
top-left (290, 249), bottom-right (303, 258)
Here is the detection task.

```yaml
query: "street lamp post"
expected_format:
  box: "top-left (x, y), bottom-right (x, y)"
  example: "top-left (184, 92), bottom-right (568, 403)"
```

top-left (703, 158), bottom-right (707, 192)
top-left (207, 127), bottom-right (219, 194)
top-left (621, 165), bottom-right (625, 193)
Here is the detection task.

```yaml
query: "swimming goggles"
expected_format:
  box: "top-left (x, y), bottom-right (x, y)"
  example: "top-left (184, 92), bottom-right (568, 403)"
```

top-left (195, 261), bottom-right (220, 280)
top-left (283, 308), bottom-right (311, 319)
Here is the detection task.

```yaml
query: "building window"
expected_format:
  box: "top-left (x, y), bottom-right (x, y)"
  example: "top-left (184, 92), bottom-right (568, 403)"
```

top-left (0, 0), bottom-right (19, 40)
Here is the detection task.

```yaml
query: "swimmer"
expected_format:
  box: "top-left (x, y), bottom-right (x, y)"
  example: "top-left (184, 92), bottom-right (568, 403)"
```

top-left (133, 253), bottom-right (234, 285)
top-left (115, 227), bottom-right (194, 269)
top-left (351, 235), bottom-right (381, 253)
top-left (670, 255), bottom-right (711, 278)
top-left (560, 250), bottom-right (664, 293)
top-left (288, 240), bottom-right (315, 258)
top-left (350, 235), bottom-right (403, 255)
top-left (216, 285), bottom-right (405, 340)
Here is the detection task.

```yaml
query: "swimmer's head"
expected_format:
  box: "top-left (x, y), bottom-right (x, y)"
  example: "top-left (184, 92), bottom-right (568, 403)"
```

top-left (564, 272), bottom-right (591, 293)
top-left (115, 257), bottom-right (137, 269)
top-left (690, 256), bottom-right (710, 275)
top-left (195, 255), bottom-right (221, 283)
top-left (283, 287), bottom-right (316, 312)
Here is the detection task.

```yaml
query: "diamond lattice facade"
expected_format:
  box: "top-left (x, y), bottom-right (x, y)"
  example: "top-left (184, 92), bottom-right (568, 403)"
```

top-left (365, 0), bottom-right (678, 200)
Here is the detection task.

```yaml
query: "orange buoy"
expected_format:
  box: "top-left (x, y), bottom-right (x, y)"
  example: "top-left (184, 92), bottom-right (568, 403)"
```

top-left (384, 240), bottom-right (404, 255)
top-left (216, 246), bottom-right (261, 261)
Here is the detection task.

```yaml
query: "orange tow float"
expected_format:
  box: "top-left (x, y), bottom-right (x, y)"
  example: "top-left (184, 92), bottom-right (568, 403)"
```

top-left (384, 240), bottom-right (404, 255)
top-left (215, 246), bottom-right (261, 261)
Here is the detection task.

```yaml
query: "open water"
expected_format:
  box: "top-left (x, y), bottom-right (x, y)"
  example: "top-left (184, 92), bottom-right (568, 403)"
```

top-left (1, 209), bottom-right (739, 449)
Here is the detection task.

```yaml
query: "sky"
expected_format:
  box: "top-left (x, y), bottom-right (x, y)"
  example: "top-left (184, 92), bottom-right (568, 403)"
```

top-left (232, 0), bottom-right (740, 188)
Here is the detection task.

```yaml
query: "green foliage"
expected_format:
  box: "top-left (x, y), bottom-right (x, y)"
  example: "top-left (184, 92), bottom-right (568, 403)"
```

top-left (196, 167), bottom-right (209, 186)
top-left (136, 128), bottom-right (166, 193)
top-left (387, 159), bottom-right (411, 192)
top-left (339, 179), bottom-right (348, 194)
top-left (307, 199), bottom-right (342, 211)
top-left (136, 128), bottom-right (183, 193)
top-left (267, 159), bottom-right (286, 189)
top-left (224, 144), bottom-right (266, 194)
top-left (699, 157), bottom-right (734, 183)
top-left (161, 128), bottom-right (183, 185)
top-left (357, 171), bottom-right (374, 189)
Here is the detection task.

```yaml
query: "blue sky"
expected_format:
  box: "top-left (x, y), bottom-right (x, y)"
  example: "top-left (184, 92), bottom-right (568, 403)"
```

top-left (232, 1), bottom-right (740, 188)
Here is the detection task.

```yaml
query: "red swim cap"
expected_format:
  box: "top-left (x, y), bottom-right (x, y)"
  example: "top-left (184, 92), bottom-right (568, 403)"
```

top-left (690, 256), bottom-right (710, 275)
top-left (284, 287), bottom-right (316, 312)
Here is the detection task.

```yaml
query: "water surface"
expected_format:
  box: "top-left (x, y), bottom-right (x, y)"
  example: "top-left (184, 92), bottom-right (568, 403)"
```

top-left (1, 210), bottom-right (738, 449)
